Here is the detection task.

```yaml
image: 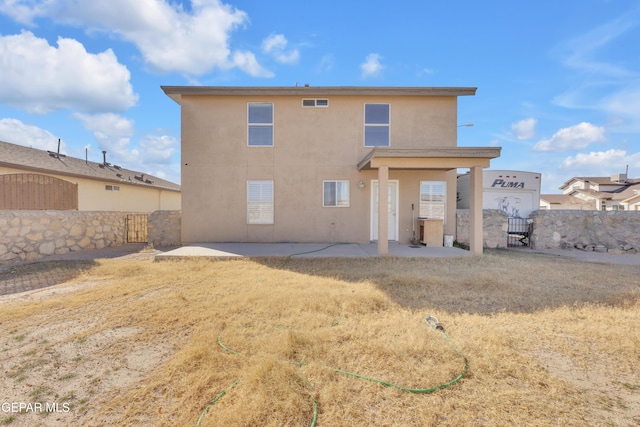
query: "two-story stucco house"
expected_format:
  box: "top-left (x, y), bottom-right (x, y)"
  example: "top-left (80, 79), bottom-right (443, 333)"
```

top-left (162, 86), bottom-right (500, 255)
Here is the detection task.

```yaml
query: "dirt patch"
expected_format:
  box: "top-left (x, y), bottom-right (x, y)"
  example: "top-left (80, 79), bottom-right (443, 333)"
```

top-left (0, 314), bottom-right (175, 426)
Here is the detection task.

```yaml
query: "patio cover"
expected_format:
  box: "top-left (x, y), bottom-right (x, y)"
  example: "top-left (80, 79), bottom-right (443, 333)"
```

top-left (358, 147), bottom-right (502, 255)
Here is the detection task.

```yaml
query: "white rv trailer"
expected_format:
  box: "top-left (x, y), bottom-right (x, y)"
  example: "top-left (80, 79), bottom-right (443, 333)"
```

top-left (457, 170), bottom-right (541, 219)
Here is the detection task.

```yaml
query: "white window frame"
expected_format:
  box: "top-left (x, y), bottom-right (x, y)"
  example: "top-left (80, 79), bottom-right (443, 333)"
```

top-left (247, 180), bottom-right (274, 224)
top-left (364, 103), bottom-right (390, 147)
top-left (302, 99), bottom-right (329, 108)
top-left (419, 181), bottom-right (446, 223)
top-left (323, 180), bottom-right (350, 207)
top-left (247, 102), bottom-right (274, 147)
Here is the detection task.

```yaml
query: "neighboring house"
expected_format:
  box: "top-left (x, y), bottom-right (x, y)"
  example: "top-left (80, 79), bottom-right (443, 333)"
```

top-left (541, 174), bottom-right (640, 211)
top-left (539, 194), bottom-right (593, 210)
top-left (0, 140), bottom-right (181, 212)
top-left (621, 190), bottom-right (640, 211)
top-left (162, 86), bottom-right (500, 255)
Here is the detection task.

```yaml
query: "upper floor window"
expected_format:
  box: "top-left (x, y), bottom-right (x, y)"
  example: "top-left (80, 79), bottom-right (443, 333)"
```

top-left (248, 103), bottom-right (273, 146)
top-left (364, 103), bottom-right (390, 147)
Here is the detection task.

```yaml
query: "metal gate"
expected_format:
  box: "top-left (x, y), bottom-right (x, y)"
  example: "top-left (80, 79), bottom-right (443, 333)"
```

top-left (126, 214), bottom-right (148, 243)
top-left (507, 217), bottom-right (532, 247)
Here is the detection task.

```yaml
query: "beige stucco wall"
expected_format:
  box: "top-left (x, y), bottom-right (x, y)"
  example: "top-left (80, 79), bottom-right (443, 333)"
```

top-left (0, 166), bottom-right (181, 212)
top-left (180, 94), bottom-right (459, 244)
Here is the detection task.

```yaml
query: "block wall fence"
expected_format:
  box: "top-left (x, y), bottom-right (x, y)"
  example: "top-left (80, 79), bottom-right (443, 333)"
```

top-left (2, 209), bottom-right (638, 265)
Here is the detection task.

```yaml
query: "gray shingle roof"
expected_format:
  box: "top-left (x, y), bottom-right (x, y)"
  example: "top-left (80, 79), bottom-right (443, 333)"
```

top-left (0, 140), bottom-right (180, 192)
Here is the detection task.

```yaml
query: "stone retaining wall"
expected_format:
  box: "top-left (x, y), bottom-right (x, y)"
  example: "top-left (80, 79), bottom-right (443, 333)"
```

top-left (530, 210), bottom-right (640, 253)
top-left (456, 209), bottom-right (508, 248)
top-left (148, 210), bottom-right (181, 247)
top-left (0, 211), bottom-right (128, 265)
top-left (4, 209), bottom-right (638, 264)
top-left (0, 210), bottom-right (183, 265)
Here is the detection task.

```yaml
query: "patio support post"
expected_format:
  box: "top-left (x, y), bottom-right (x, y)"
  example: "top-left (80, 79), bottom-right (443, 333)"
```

top-left (377, 165), bottom-right (389, 256)
top-left (469, 165), bottom-right (483, 255)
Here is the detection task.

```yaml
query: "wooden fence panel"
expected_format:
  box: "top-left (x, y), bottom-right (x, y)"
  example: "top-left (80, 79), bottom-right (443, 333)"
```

top-left (0, 174), bottom-right (78, 210)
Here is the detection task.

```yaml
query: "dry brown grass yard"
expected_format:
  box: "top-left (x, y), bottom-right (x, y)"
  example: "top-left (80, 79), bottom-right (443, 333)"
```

top-left (0, 250), bottom-right (639, 426)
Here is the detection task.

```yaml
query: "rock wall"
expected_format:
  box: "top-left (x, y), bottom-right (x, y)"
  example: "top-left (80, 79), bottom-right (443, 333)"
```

top-left (0, 210), bottom-right (183, 265)
top-left (530, 210), bottom-right (640, 253)
top-left (0, 211), bottom-right (127, 264)
top-left (148, 210), bottom-right (181, 247)
top-left (456, 209), bottom-right (508, 248)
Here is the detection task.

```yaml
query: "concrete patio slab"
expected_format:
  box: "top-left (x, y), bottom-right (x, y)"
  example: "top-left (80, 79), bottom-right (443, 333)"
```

top-left (154, 242), bottom-right (470, 260)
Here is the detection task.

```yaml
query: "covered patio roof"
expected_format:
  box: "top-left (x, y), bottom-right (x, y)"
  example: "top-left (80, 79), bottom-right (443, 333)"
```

top-left (360, 147), bottom-right (501, 256)
top-left (357, 147), bottom-right (502, 170)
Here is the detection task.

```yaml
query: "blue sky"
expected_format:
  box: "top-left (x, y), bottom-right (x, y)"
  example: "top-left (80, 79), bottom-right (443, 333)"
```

top-left (0, 0), bottom-right (638, 193)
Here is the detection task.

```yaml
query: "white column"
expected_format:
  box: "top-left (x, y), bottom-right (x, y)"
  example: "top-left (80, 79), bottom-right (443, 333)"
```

top-left (469, 166), bottom-right (483, 255)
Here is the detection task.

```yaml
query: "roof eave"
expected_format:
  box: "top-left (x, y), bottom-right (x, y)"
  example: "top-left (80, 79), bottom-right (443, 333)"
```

top-left (0, 161), bottom-right (180, 192)
top-left (161, 86), bottom-right (477, 104)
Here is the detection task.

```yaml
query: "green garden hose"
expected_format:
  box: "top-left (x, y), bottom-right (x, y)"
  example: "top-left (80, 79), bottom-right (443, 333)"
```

top-left (196, 315), bottom-right (467, 426)
top-left (280, 242), bottom-right (354, 266)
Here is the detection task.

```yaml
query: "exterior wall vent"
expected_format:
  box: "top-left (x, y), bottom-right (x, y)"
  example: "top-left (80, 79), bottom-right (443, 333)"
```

top-left (302, 99), bottom-right (329, 108)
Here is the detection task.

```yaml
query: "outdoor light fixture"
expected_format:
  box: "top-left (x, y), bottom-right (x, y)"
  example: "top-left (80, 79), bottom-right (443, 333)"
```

top-left (457, 123), bottom-right (474, 127)
top-left (358, 180), bottom-right (365, 189)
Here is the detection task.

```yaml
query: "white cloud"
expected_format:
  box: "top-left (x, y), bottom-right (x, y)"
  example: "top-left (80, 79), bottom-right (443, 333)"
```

top-left (560, 11), bottom-right (637, 79)
top-left (0, 31), bottom-right (137, 114)
top-left (261, 33), bottom-right (299, 64)
top-left (262, 34), bottom-right (286, 52)
top-left (417, 68), bottom-right (434, 77)
top-left (601, 85), bottom-right (640, 119)
top-left (0, 0), bottom-right (270, 77)
top-left (553, 7), bottom-right (640, 120)
top-left (231, 51), bottom-right (274, 78)
top-left (138, 134), bottom-right (178, 164)
top-left (511, 118), bottom-right (537, 140)
top-left (316, 54), bottom-right (334, 74)
top-left (73, 113), bottom-right (135, 160)
top-left (360, 53), bottom-right (383, 78)
top-left (0, 118), bottom-right (59, 151)
top-left (0, 0), bottom-right (46, 25)
top-left (560, 149), bottom-right (640, 173)
top-left (532, 122), bottom-right (606, 152)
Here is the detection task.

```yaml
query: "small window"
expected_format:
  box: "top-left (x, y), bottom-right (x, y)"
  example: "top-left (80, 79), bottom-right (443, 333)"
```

top-left (248, 103), bottom-right (273, 146)
top-left (364, 103), bottom-right (390, 147)
top-left (419, 181), bottom-right (446, 221)
top-left (302, 99), bottom-right (329, 108)
top-left (105, 185), bottom-right (112, 191)
top-left (247, 180), bottom-right (274, 224)
top-left (323, 180), bottom-right (350, 207)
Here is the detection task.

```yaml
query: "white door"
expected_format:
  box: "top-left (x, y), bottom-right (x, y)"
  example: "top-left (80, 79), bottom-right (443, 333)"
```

top-left (371, 180), bottom-right (398, 241)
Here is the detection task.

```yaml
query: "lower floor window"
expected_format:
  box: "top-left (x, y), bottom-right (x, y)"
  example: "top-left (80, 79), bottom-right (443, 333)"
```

top-left (323, 180), bottom-right (350, 207)
top-left (247, 180), bottom-right (274, 224)
top-left (420, 181), bottom-right (446, 221)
